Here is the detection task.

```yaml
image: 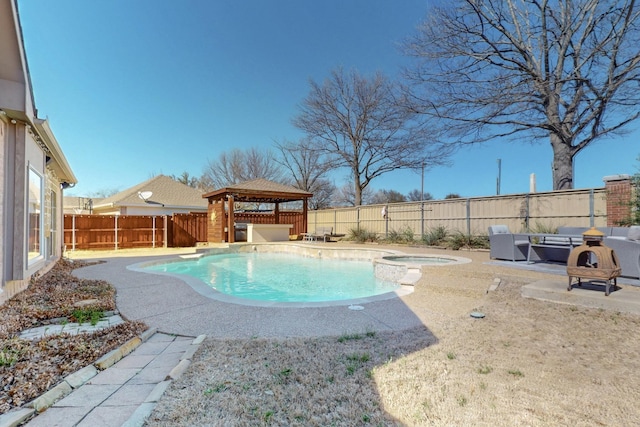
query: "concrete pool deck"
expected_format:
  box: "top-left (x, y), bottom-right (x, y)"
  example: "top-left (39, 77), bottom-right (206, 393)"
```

top-left (66, 243), bottom-right (640, 338)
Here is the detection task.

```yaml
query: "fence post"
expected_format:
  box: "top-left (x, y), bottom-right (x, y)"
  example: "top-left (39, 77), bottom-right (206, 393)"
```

top-left (114, 215), bottom-right (118, 250)
top-left (72, 215), bottom-right (76, 251)
top-left (357, 207), bottom-right (360, 231)
top-left (466, 199), bottom-right (471, 236)
top-left (525, 194), bottom-right (530, 231)
top-left (589, 189), bottom-right (595, 227)
top-left (384, 204), bottom-right (389, 238)
top-left (163, 216), bottom-right (168, 248)
top-left (420, 202), bottom-right (425, 237)
top-left (334, 210), bottom-right (337, 233)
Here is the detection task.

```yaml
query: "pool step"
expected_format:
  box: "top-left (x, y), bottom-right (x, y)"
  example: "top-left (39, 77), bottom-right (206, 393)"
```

top-left (398, 267), bottom-right (422, 286)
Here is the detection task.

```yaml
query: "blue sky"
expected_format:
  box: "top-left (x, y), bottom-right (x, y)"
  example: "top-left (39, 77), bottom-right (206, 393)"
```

top-left (18, 0), bottom-right (639, 200)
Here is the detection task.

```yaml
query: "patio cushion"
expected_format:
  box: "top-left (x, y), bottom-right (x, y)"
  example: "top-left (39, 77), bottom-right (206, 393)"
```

top-left (628, 226), bottom-right (640, 241)
top-left (488, 225), bottom-right (509, 235)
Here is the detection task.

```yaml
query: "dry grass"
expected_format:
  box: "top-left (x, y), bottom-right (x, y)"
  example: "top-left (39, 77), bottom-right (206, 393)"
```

top-left (147, 330), bottom-right (433, 426)
top-left (145, 250), bottom-right (640, 426)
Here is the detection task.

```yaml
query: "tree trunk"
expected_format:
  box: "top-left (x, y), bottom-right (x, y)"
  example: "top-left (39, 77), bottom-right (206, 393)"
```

top-left (550, 135), bottom-right (574, 190)
top-left (354, 177), bottom-right (363, 206)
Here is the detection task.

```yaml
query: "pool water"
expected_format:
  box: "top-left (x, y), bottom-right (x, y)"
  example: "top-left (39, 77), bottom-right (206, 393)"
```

top-left (144, 252), bottom-right (399, 302)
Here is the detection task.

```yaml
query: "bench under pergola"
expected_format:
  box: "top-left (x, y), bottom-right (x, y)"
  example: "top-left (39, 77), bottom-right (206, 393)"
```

top-left (202, 179), bottom-right (312, 243)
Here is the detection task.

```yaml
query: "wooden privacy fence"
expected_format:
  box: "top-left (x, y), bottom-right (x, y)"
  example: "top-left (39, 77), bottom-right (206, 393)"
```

top-left (64, 213), bottom-right (208, 250)
top-left (307, 188), bottom-right (608, 238)
top-left (168, 213), bottom-right (208, 247)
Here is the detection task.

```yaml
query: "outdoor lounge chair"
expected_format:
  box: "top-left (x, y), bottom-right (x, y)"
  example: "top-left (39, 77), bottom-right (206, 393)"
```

top-left (302, 226), bottom-right (333, 242)
top-left (488, 225), bottom-right (529, 262)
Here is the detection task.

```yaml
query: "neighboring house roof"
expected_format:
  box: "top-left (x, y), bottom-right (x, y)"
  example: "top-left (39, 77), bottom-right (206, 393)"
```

top-left (93, 175), bottom-right (208, 211)
top-left (202, 178), bottom-right (312, 203)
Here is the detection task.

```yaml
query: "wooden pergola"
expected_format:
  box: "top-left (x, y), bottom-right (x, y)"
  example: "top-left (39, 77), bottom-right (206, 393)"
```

top-left (202, 179), bottom-right (313, 243)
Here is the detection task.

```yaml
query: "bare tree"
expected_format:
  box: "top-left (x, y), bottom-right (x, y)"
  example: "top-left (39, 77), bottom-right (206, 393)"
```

top-left (274, 138), bottom-right (336, 209)
top-left (404, 0), bottom-right (640, 190)
top-left (293, 67), bottom-right (452, 206)
top-left (88, 187), bottom-right (120, 198)
top-left (200, 147), bottom-right (285, 191)
top-left (407, 189), bottom-right (433, 201)
top-left (370, 189), bottom-right (407, 204)
top-left (171, 171), bottom-right (201, 189)
top-left (333, 182), bottom-right (375, 207)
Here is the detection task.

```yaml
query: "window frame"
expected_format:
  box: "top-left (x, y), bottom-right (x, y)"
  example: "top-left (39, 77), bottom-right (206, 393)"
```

top-left (27, 165), bottom-right (44, 265)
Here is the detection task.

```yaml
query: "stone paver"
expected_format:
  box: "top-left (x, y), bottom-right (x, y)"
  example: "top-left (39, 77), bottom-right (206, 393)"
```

top-left (76, 406), bottom-right (138, 427)
top-left (14, 332), bottom-right (205, 427)
top-left (18, 315), bottom-right (124, 340)
top-left (53, 384), bottom-right (120, 408)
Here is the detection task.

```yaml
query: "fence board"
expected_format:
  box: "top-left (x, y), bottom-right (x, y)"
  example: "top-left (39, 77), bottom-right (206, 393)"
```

top-left (171, 213), bottom-right (207, 247)
top-left (64, 214), bottom-right (200, 250)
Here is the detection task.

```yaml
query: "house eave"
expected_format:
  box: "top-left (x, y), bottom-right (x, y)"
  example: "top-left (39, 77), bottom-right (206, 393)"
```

top-left (33, 118), bottom-right (77, 185)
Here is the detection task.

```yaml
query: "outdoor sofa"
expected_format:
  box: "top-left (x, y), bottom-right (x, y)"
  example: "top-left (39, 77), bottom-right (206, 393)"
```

top-left (488, 225), bottom-right (640, 279)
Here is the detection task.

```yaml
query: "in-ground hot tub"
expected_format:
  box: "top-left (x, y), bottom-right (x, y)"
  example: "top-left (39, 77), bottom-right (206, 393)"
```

top-left (374, 253), bottom-right (472, 285)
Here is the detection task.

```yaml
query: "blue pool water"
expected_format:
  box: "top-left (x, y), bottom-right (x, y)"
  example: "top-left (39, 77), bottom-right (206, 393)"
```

top-left (144, 252), bottom-right (399, 302)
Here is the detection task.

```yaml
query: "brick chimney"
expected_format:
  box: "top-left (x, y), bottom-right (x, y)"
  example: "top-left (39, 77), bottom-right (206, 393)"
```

top-left (604, 175), bottom-right (633, 226)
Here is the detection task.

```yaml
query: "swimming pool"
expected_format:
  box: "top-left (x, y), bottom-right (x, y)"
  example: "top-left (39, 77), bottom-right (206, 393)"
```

top-left (142, 252), bottom-right (400, 303)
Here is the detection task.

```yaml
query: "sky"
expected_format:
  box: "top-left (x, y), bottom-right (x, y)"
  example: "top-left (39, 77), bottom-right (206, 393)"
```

top-left (17, 0), bottom-right (640, 201)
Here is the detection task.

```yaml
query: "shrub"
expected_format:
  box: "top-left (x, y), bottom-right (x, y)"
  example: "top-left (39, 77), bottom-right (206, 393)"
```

top-left (422, 226), bottom-right (448, 246)
top-left (383, 227), bottom-right (415, 244)
top-left (347, 227), bottom-right (378, 243)
top-left (385, 229), bottom-right (403, 243)
top-left (446, 231), bottom-right (490, 250)
top-left (529, 221), bottom-right (558, 234)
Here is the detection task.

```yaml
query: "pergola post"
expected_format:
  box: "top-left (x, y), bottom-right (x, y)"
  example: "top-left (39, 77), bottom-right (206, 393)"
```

top-left (227, 195), bottom-right (235, 243)
top-left (303, 198), bottom-right (308, 233)
top-left (274, 202), bottom-right (280, 224)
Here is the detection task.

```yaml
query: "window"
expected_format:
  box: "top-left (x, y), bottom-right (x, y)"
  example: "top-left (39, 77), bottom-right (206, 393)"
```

top-left (47, 188), bottom-right (57, 258)
top-left (28, 166), bottom-right (43, 264)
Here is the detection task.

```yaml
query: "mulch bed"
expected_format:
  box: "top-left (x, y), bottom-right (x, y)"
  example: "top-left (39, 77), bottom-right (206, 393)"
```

top-left (0, 258), bottom-right (147, 414)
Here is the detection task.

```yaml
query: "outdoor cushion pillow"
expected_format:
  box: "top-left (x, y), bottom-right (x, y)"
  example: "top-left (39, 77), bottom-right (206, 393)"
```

top-left (628, 226), bottom-right (640, 241)
top-left (490, 225), bottom-right (509, 235)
